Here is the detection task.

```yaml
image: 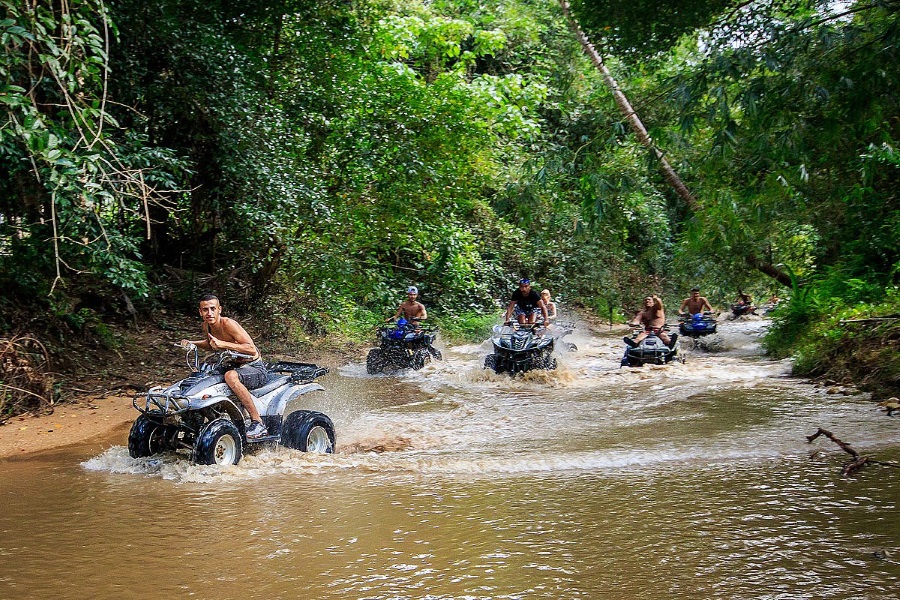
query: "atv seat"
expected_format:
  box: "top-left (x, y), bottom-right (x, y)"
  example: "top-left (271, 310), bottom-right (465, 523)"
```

top-left (250, 374), bottom-right (290, 397)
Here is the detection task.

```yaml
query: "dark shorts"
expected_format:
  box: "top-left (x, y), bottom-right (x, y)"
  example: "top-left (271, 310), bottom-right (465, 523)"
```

top-left (513, 305), bottom-right (541, 317)
top-left (231, 359), bottom-right (268, 390)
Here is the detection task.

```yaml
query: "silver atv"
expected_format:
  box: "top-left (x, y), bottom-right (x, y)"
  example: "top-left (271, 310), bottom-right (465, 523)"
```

top-left (129, 343), bottom-right (335, 465)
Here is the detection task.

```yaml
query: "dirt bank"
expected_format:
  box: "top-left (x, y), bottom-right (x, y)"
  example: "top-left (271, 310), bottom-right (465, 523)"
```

top-left (803, 318), bottom-right (900, 401)
top-left (0, 393), bottom-right (135, 459)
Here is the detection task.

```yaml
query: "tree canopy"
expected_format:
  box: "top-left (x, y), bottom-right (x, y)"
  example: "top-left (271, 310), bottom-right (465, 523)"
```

top-left (2, 0), bottom-right (897, 346)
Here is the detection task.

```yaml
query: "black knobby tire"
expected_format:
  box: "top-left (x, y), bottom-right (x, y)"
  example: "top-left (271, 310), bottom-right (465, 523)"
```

top-left (128, 415), bottom-right (173, 458)
top-left (411, 349), bottom-right (429, 370)
top-left (193, 419), bottom-right (243, 465)
top-left (483, 354), bottom-right (498, 372)
top-left (429, 347), bottom-right (443, 361)
top-left (366, 349), bottom-right (384, 374)
top-left (545, 357), bottom-right (558, 370)
top-left (281, 410), bottom-right (336, 453)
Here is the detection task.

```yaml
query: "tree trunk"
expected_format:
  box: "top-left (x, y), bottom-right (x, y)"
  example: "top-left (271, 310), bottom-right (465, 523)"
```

top-left (558, 0), bottom-right (698, 212)
top-left (558, 0), bottom-right (791, 286)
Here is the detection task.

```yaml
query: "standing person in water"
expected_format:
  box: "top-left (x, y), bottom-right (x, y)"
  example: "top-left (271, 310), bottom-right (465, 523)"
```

top-left (679, 288), bottom-right (714, 315)
top-left (388, 286), bottom-right (427, 323)
top-left (181, 294), bottom-right (270, 438)
top-left (625, 295), bottom-right (672, 346)
top-left (504, 278), bottom-right (549, 326)
top-left (540, 289), bottom-right (558, 322)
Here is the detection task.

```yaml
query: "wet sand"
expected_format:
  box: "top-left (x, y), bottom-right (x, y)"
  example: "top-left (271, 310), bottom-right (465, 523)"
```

top-left (0, 394), bottom-right (138, 459)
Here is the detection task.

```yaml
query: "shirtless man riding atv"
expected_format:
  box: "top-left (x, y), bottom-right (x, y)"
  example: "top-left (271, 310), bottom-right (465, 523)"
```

top-left (388, 286), bottom-right (428, 324)
top-left (181, 294), bottom-right (269, 438)
top-left (679, 288), bottom-right (714, 316)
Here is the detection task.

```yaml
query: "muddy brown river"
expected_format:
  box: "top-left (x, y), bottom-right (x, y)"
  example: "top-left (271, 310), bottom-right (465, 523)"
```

top-left (1, 319), bottom-right (899, 599)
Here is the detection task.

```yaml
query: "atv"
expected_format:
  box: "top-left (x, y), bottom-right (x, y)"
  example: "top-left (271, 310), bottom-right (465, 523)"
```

top-left (129, 343), bottom-right (335, 465)
top-left (484, 322), bottom-right (556, 374)
top-left (678, 312), bottom-right (718, 337)
top-left (731, 302), bottom-right (757, 317)
top-left (621, 328), bottom-right (681, 367)
top-left (366, 318), bottom-right (442, 374)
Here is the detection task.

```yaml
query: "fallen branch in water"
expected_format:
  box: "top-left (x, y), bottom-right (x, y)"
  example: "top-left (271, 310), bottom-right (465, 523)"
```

top-left (807, 428), bottom-right (900, 476)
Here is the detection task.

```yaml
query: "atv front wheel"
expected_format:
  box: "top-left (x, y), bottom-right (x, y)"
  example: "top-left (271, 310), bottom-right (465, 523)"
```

top-left (128, 415), bottom-right (175, 458)
top-left (366, 349), bottom-right (385, 374)
top-left (429, 347), bottom-right (443, 361)
top-left (483, 354), bottom-right (498, 372)
top-left (411, 349), bottom-right (429, 370)
top-left (193, 418), bottom-right (243, 465)
top-left (281, 410), bottom-right (335, 453)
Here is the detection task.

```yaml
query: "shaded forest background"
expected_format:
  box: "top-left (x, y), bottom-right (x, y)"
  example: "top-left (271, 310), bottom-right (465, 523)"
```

top-left (1, 0), bottom-right (898, 409)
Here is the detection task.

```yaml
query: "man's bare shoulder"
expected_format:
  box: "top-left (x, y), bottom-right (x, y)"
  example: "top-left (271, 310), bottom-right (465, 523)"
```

top-left (219, 316), bottom-right (253, 338)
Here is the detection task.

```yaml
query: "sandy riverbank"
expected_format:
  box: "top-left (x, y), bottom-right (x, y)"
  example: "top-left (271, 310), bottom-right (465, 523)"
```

top-left (0, 393), bottom-right (135, 459)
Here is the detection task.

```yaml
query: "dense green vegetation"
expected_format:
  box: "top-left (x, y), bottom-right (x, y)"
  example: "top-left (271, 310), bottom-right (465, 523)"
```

top-left (1, 0), bottom-right (897, 393)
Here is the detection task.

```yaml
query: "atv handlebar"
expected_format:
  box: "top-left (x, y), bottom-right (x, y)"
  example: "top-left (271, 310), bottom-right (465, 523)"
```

top-left (173, 342), bottom-right (258, 372)
top-left (503, 321), bottom-right (549, 331)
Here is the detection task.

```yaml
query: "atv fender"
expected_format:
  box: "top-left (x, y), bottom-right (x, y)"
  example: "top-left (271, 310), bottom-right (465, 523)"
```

top-left (265, 383), bottom-right (325, 417)
top-left (187, 395), bottom-right (244, 419)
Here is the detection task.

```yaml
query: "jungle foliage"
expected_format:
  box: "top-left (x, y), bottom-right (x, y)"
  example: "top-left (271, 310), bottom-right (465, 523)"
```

top-left (1, 0), bottom-right (897, 366)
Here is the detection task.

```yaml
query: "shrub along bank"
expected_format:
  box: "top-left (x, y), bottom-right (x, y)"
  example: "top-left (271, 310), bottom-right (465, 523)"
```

top-left (764, 287), bottom-right (900, 400)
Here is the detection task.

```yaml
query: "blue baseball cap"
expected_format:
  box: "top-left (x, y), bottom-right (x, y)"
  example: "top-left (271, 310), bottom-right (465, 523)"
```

top-left (519, 278), bottom-right (531, 285)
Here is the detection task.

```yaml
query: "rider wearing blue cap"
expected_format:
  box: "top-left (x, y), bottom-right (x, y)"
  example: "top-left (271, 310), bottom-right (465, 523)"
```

top-left (388, 286), bottom-right (427, 324)
top-left (504, 278), bottom-right (549, 326)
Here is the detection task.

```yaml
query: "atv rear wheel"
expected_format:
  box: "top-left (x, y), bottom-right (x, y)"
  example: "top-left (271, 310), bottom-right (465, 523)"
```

top-left (193, 418), bottom-right (243, 465)
top-left (281, 410), bottom-right (335, 453)
top-left (128, 415), bottom-right (175, 458)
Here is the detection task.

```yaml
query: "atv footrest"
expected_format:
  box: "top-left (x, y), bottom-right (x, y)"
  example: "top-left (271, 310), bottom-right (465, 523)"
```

top-left (245, 434), bottom-right (281, 445)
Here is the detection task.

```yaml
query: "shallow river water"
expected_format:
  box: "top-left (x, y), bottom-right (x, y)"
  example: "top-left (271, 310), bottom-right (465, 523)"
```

top-left (2, 319), bottom-right (899, 599)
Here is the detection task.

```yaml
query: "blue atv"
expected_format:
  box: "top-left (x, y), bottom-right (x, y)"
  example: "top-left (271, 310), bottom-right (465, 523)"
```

top-left (366, 318), bottom-right (442, 374)
top-left (678, 312), bottom-right (718, 337)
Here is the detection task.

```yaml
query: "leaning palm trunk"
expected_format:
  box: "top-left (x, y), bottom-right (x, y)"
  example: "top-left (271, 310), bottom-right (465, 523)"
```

top-left (558, 0), bottom-right (698, 212)
top-left (559, 0), bottom-right (791, 287)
